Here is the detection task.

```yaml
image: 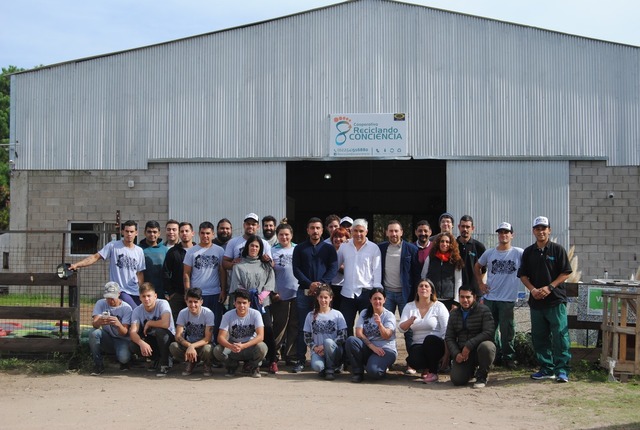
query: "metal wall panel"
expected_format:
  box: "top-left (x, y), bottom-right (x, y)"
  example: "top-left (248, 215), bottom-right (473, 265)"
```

top-left (11, 0), bottom-right (640, 170)
top-left (446, 160), bottom-right (570, 250)
top-left (168, 162), bottom-right (287, 236)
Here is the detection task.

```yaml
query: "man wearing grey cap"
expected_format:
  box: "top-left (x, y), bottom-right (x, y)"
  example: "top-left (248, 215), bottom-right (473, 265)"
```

top-left (518, 216), bottom-right (572, 383)
top-left (474, 222), bottom-right (523, 369)
top-left (89, 282), bottom-right (133, 375)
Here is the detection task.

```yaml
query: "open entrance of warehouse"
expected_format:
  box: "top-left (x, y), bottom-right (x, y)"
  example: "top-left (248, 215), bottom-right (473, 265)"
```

top-left (286, 159), bottom-right (446, 243)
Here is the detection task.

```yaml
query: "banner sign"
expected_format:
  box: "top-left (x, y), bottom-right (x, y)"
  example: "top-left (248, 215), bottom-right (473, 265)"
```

top-left (329, 113), bottom-right (408, 157)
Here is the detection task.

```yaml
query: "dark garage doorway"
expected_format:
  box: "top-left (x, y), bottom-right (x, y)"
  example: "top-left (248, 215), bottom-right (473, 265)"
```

top-left (286, 159), bottom-right (446, 242)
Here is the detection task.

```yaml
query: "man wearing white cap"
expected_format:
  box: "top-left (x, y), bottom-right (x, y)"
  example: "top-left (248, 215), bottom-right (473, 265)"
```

top-left (474, 222), bottom-right (523, 369)
top-left (518, 216), bottom-right (572, 383)
top-left (89, 282), bottom-right (133, 375)
top-left (223, 213), bottom-right (273, 270)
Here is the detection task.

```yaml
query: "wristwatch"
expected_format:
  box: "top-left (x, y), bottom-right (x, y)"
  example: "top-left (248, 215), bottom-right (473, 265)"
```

top-left (548, 284), bottom-right (556, 290)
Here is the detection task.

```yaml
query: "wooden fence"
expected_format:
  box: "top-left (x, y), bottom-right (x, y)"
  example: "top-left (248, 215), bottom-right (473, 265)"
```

top-left (0, 272), bottom-right (79, 353)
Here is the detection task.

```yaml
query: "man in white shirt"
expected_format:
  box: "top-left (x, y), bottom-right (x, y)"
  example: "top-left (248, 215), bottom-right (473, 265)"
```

top-left (338, 218), bottom-right (382, 336)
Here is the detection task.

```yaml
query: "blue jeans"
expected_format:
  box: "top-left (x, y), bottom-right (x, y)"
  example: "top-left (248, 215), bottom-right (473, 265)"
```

top-left (383, 290), bottom-right (412, 348)
top-left (310, 338), bottom-right (342, 373)
top-left (89, 328), bottom-right (131, 366)
top-left (296, 288), bottom-right (314, 362)
top-left (203, 294), bottom-right (225, 343)
top-left (345, 336), bottom-right (397, 380)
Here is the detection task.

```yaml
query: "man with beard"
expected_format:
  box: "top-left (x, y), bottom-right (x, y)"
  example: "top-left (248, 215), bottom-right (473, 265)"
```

top-left (262, 215), bottom-right (278, 246)
top-left (456, 215), bottom-right (486, 295)
top-left (414, 220), bottom-right (432, 265)
top-left (292, 217), bottom-right (338, 373)
top-left (213, 218), bottom-right (233, 249)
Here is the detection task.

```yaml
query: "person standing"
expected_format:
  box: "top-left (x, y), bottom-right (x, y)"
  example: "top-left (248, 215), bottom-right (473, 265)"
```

top-left (421, 232), bottom-right (464, 310)
top-left (518, 216), bottom-right (572, 383)
top-left (163, 221), bottom-right (195, 322)
top-left (183, 221), bottom-right (227, 339)
top-left (338, 218), bottom-right (382, 337)
top-left (140, 220), bottom-right (169, 299)
top-left (262, 215), bottom-right (278, 247)
top-left (69, 220), bottom-right (145, 308)
top-left (414, 220), bottom-right (433, 265)
top-left (437, 212), bottom-right (454, 235)
top-left (292, 217), bottom-right (338, 373)
top-left (223, 213), bottom-right (273, 270)
top-left (164, 219), bottom-right (180, 248)
top-left (474, 221), bottom-right (523, 369)
top-left (271, 221), bottom-right (299, 367)
top-left (378, 220), bottom-right (420, 374)
top-left (456, 215), bottom-right (486, 295)
top-left (213, 218), bottom-right (233, 249)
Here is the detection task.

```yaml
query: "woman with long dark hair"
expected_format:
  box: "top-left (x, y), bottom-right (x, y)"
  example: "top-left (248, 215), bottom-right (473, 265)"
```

top-left (398, 278), bottom-right (449, 383)
top-left (229, 234), bottom-right (277, 373)
top-left (420, 232), bottom-right (464, 310)
top-left (344, 288), bottom-right (397, 383)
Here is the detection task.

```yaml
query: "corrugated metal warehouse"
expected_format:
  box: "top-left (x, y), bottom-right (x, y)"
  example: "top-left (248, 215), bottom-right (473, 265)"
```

top-left (8, 0), bottom-right (640, 281)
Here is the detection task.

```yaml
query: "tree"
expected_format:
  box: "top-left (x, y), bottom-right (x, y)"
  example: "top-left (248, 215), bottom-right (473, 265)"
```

top-left (0, 66), bottom-right (25, 230)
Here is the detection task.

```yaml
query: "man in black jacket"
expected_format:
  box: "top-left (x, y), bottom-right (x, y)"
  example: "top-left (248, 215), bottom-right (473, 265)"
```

top-left (445, 285), bottom-right (495, 388)
top-left (163, 222), bottom-right (195, 322)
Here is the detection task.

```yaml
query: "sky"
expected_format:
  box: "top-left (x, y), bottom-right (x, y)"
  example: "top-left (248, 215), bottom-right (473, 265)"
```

top-left (2, 0), bottom-right (638, 69)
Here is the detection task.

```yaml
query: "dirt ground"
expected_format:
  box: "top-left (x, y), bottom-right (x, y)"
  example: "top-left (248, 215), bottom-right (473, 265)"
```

top-left (2, 361), bottom-right (639, 430)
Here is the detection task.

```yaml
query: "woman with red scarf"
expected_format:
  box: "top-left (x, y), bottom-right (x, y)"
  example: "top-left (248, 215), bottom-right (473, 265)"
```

top-left (420, 232), bottom-right (464, 310)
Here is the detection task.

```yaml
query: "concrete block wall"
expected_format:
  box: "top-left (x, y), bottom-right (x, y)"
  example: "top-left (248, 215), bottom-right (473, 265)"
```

top-left (570, 161), bottom-right (640, 281)
top-left (24, 163), bottom-right (169, 230)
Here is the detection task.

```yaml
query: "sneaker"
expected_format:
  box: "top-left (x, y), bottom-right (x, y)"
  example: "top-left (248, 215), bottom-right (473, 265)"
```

top-left (156, 365), bottom-right (170, 377)
top-left (423, 373), bottom-right (438, 383)
top-left (404, 367), bottom-right (417, 375)
top-left (292, 362), bottom-right (305, 373)
top-left (556, 371), bottom-right (569, 383)
top-left (318, 369), bottom-right (326, 378)
top-left (203, 364), bottom-right (213, 377)
top-left (531, 371), bottom-right (556, 380)
top-left (90, 365), bottom-right (104, 376)
top-left (334, 364), bottom-right (344, 374)
top-left (147, 360), bottom-right (159, 372)
top-left (351, 373), bottom-right (364, 383)
top-left (268, 362), bottom-right (279, 374)
top-left (119, 362), bottom-right (130, 371)
top-left (325, 371), bottom-right (335, 381)
top-left (242, 362), bottom-right (252, 374)
top-left (473, 377), bottom-right (487, 388)
top-left (225, 367), bottom-right (237, 377)
top-left (211, 358), bottom-right (223, 368)
top-left (181, 362), bottom-right (196, 376)
top-left (250, 367), bottom-right (262, 378)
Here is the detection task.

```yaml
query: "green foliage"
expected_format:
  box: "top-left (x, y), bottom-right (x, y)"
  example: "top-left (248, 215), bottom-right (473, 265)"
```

top-left (0, 353), bottom-right (69, 374)
top-left (513, 331), bottom-right (537, 366)
top-left (0, 65), bottom-right (25, 230)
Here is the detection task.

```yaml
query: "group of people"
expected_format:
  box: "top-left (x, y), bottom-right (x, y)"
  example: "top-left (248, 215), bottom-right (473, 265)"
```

top-left (76, 212), bottom-right (573, 386)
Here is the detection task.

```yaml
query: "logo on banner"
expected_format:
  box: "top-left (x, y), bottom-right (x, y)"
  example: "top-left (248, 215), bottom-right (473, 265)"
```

top-left (334, 116), bottom-right (352, 146)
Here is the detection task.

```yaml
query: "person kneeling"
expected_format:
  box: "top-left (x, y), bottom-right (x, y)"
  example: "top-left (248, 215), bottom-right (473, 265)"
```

top-left (345, 289), bottom-right (397, 383)
top-left (303, 285), bottom-right (347, 381)
top-left (169, 287), bottom-right (215, 377)
top-left (214, 289), bottom-right (268, 378)
top-left (445, 285), bottom-right (495, 388)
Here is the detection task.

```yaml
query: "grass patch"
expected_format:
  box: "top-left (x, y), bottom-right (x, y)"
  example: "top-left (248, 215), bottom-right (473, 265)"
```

top-left (0, 353), bottom-right (70, 374)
